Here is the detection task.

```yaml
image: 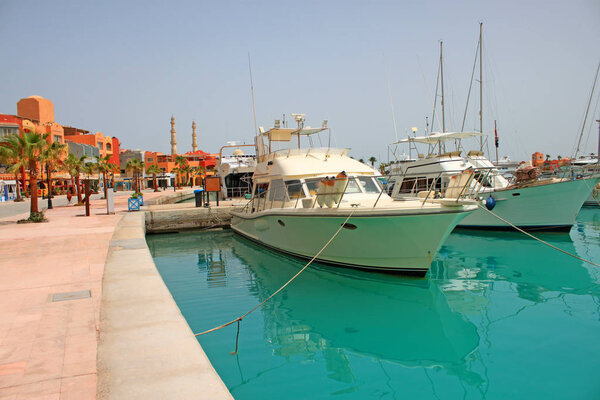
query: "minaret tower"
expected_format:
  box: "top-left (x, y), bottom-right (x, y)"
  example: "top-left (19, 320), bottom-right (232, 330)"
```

top-left (170, 115), bottom-right (177, 155)
top-left (192, 120), bottom-right (198, 152)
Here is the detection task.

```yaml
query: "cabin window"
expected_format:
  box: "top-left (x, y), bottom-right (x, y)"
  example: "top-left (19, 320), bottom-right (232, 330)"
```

top-left (285, 180), bottom-right (303, 199)
top-left (254, 182), bottom-right (269, 198)
top-left (356, 176), bottom-right (381, 193)
top-left (304, 178), bottom-right (321, 196)
top-left (399, 177), bottom-right (430, 193)
top-left (268, 179), bottom-right (287, 201)
top-left (473, 172), bottom-right (493, 188)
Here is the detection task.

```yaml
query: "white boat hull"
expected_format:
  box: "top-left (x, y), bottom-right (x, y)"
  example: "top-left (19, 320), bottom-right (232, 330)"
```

top-left (230, 208), bottom-right (472, 275)
top-left (458, 177), bottom-right (598, 230)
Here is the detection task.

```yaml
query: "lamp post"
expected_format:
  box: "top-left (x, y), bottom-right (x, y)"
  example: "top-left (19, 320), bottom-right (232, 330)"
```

top-left (46, 163), bottom-right (53, 209)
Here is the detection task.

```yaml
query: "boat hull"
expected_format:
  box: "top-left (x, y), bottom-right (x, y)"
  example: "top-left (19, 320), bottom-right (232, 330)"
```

top-left (230, 209), bottom-right (472, 275)
top-left (458, 177), bottom-right (598, 230)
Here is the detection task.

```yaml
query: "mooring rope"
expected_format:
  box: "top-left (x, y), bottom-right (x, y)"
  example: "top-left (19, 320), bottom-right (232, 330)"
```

top-left (478, 204), bottom-right (600, 268)
top-left (194, 208), bottom-right (357, 353)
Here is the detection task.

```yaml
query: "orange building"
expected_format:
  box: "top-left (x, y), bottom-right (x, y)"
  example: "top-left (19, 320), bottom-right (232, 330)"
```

top-left (531, 151), bottom-right (571, 171)
top-left (145, 150), bottom-right (217, 184)
top-left (1, 95), bottom-right (121, 194)
top-left (63, 129), bottom-right (120, 165)
top-left (531, 152), bottom-right (544, 168)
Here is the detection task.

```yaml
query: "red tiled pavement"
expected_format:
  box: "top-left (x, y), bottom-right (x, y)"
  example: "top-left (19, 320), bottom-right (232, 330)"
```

top-left (0, 192), bottom-right (167, 400)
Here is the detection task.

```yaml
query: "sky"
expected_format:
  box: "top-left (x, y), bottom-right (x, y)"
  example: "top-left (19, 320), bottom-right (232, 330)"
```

top-left (1, 0), bottom-right (599, 164)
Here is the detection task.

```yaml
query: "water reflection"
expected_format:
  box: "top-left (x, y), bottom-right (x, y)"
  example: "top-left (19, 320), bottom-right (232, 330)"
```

top-left (231, 235), bottom-right (482, 386)
top-left (432, 227), bottom-right (599, 312)
top-left (147, 209), bottom-right (600, 399)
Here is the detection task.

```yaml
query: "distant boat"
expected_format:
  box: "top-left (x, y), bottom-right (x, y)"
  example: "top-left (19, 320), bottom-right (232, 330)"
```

top-left (230, 116), bottom-right (476, 275)
top-left (388, 132), bottom-right (598, 231)
top-left (386, 25), bottom-right (598, 230)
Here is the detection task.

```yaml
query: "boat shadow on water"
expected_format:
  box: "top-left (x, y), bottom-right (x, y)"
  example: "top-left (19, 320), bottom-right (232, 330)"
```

top-left (229, 233), bottom-right (485, 387)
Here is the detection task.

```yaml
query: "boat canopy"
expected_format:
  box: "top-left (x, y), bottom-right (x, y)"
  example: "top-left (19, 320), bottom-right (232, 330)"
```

top-left (260, 127), bottom-right (328, 142)
top-left (396, 131), bottom-right (483, 144)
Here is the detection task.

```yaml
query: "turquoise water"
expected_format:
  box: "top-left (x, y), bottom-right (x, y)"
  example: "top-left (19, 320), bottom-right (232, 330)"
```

top-left (147, 208), bottom-right (600, 399)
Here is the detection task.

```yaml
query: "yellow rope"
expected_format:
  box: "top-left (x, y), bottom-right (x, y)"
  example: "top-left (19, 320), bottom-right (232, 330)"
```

top-left (478, 204), bottom-right (600, 268)
top-left (194, 209), bottom-right (357, 337)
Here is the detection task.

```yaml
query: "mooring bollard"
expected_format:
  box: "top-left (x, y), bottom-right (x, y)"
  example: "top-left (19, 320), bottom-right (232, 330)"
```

top-left (194, 189), bottom-right (204, 208)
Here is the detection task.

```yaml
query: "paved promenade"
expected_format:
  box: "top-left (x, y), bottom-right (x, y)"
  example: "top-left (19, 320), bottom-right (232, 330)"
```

top-left (0, 191), bottom-right (167, 400)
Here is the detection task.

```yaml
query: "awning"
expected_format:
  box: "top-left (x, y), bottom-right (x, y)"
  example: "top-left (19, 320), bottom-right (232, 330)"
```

top-left (395, 131), bottom-right (483, 144)
top-left (262, 127), bottom-right (327, 140)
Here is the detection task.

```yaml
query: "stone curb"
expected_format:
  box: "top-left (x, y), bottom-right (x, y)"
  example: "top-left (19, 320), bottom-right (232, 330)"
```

top-left (97, 211), bottom-right (234, 399)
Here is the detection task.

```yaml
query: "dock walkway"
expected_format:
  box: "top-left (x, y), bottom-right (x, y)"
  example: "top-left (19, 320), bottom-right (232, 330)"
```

top-left (0, 190), bottom-right (233, 400)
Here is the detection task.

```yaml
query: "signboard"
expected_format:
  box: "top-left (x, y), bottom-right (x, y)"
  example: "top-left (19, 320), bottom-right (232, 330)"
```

top-left (205, 176), bottom-right (220, 192)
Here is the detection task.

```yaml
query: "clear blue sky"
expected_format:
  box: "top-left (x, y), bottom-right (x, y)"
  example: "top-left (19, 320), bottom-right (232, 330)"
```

top-left (1, 0), bottom-right (599, 163)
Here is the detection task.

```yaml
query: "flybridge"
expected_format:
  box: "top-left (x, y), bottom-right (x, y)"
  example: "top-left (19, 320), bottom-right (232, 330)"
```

top-left (255, 114), bottom-right (330, 158)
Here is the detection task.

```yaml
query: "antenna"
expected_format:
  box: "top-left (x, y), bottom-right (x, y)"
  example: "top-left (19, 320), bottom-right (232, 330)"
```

top-left (248, 53), bottom-right (258, 136)
top-left (383, 52), bottom-right (399, 143)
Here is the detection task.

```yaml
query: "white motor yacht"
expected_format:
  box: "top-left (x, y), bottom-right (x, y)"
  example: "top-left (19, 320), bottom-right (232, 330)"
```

top-left (388, 132), bottom-right (599, 231)
top-left (230, 117), bottom-right (477, 275)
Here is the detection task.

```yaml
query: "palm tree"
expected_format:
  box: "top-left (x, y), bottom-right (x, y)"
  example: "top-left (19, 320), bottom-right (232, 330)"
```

top-left (9, 131), bottom-right (48, 217)
top-left (174, 155), bottom-right (188, 189)
top-left (146, 164), bottom-right (162, 192)
top-left (0, 133), bottom-right (24, 202)
top-left (126, 158), bottom-right (144, 193)
top-left (369, 156), bottom-right (377, 167)
top-left (63, 154), bottom-right (86, 203)
top-left (182, 164), bottom-right (192, 187)
top-left (358, 158), bottom-right (364, 164)
top-left (41, 141), bottom-right (66, 202)
top-left (95, 155), bottom-right (117, 199)
top-left (83, 162), bottom-right (97, 179)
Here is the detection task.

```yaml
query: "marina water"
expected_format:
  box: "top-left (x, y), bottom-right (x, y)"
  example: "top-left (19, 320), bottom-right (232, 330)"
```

top-left (147, 208), bottom-right (600, 399)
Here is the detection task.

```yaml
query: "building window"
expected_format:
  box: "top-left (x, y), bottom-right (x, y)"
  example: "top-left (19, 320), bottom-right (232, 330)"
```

top-left (98, 142), bottom-right (103, 149)
top-left (106, 143), bottom-right (112, 151)
top-left (147, 157), bottom-right (154, 162)
top-left (53, 135), bottom-right (62, 143)
top-left (0, 126), bottom-right (19, 137)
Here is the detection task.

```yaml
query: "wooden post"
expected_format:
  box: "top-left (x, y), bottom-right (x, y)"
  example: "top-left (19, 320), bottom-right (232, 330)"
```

top-left (85, 179), bottom-right (90, 217)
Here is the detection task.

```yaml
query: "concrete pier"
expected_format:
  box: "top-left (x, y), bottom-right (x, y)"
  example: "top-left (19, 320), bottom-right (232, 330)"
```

top-left (0, 190), bottom-right (235, 399)
top-left (97, 213), bottom-right (233, 400)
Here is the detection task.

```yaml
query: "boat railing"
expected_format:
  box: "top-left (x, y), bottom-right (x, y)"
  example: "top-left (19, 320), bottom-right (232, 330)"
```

top-left (385, 165), bottom-right (494, 202)
top-left (239, 168), bottom-right (489, 214)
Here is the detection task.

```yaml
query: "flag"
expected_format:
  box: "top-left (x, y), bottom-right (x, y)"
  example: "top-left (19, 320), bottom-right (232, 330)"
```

top-left (494, 126), bottom-right (499, 148)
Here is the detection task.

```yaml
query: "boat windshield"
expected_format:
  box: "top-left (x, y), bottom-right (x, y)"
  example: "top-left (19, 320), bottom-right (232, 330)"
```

top-left (356, 176), bottom-right (381, 193)
top-left (304, 177), bottom-right (363, 195)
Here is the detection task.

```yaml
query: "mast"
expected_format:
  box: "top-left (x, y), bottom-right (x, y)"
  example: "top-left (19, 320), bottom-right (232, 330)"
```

top-left (440, 41), bottom-right (446, 134)
top-left (597, 120), bottom-right (600, 158)
top-left (248, 53), bottom-right (258, 136)
top-left (479, 22), bottom-right (483, 151)
top-left (575, 62), bottom-right (600, 158)
top-left (494, 120), bottom-right (498, 164)
top-left (440, 41), bottom-right (445, 154)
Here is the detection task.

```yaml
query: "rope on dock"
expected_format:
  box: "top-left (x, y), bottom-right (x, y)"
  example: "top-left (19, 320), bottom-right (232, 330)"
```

top-left (193, 209), bottom-right (357, 353)
top-left (478, 204), bottom-right (600, 268)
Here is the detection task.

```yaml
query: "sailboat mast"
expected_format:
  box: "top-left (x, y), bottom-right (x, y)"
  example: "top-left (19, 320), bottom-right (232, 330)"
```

top-left (479, 22), bottom-right (483, 151)
top-left (440, 41), bottom-right (446, 134)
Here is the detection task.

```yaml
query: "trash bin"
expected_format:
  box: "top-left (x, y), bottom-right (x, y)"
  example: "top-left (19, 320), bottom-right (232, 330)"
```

top-left (194, 189), bottom-right (204, 208)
